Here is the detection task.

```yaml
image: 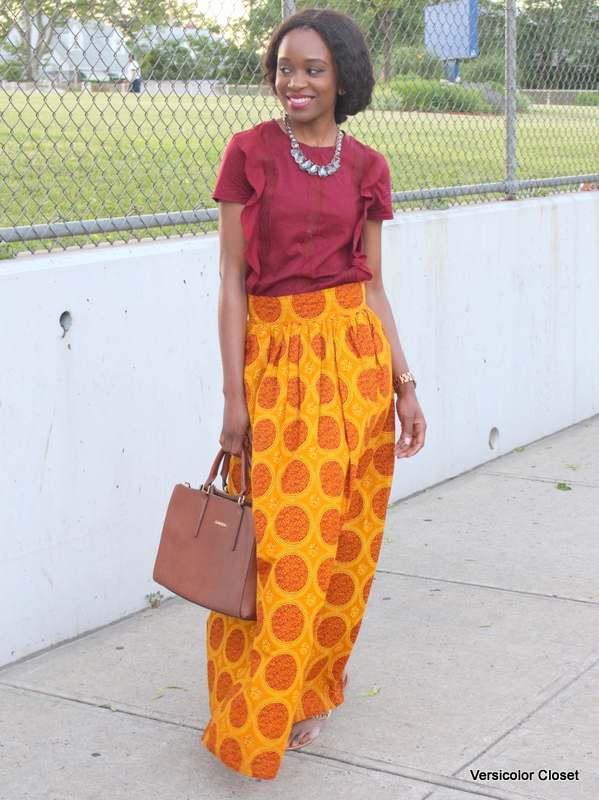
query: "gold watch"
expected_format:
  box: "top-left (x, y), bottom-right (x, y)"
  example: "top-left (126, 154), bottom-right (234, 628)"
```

top-left (392, 372), bottom-right (417, 393)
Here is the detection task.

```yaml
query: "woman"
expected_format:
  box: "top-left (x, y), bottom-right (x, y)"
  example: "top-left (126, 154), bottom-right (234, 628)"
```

top-left (202, 9), bottom-right (426, 779)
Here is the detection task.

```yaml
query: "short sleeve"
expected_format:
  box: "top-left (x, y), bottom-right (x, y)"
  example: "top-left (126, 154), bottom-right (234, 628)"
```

top-left (212, 136), bottom-right (253, 204)
top-left (367, 157), bottom-right (394, 220)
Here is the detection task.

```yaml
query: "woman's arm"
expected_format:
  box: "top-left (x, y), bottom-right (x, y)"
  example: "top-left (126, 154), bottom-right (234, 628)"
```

top-left (363, 219), bottom-right (426, 459)
top-left (217, 201), bottom-right (251, 455)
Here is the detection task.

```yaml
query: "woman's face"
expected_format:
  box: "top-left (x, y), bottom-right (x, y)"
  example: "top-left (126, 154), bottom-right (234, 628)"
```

top-left (275, 27), bottom-right (339, 126)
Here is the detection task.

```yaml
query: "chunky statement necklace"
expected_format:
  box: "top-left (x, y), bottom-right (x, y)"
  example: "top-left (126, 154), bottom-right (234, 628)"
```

top-left (284, 115), bottom-right (343, 178)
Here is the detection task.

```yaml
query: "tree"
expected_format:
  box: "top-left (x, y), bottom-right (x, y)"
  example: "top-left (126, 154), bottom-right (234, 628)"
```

top-left (518, 0), bottom-right (599, 89)
top-left (229, 0), bottom-right (431, 81)
top-left (229, 0), bottom-right (280, 58)
top-left (139, 35), bottom-right (222, 81)
top-left (219, 40), bottom-right (262, 84)
top-left (1, 2), bottom-right (69, 81)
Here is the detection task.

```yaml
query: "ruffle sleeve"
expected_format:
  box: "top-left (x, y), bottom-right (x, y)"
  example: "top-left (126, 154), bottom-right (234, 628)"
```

top-left (350, 146), bottom-right (395, 272)
top-left (229, 124), bottom-right (271, 295)
top-left (212, 135), bottom-right (254, 204)
top-left (366, 156), bottom-right (394, 220)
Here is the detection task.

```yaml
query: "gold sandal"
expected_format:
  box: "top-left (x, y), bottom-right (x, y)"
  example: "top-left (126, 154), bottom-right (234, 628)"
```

top-left (285, 710), bottom-right (331, 752)
top-left (285, 672), bottom-right (349, 752)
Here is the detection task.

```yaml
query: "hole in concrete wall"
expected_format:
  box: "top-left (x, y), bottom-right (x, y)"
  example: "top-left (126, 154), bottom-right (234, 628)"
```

top-left (59, 311), bottom-right (72, 337)
top-left (488, 427), bottom-right (500, 450)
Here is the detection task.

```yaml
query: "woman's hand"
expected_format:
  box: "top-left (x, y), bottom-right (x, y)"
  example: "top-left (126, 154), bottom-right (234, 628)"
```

top-left (220, 396), bottom-right (251, 456)
top-left (393, 385), bottom-right (426, 459)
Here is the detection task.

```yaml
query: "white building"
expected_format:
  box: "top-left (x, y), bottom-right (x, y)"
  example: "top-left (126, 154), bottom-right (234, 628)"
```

top-left (1, 17), bottom-right (129, 83)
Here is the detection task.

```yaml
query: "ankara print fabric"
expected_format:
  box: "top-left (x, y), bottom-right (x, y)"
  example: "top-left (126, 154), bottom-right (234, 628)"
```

top-left (202, 283), bottom-right (395, 779)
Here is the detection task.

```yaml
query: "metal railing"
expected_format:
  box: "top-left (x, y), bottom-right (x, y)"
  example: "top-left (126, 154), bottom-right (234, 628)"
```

top-left (1, 0), bottom-right (598, 256)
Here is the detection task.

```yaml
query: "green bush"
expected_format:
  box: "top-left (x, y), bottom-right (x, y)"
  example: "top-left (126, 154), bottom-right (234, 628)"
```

top-left (372, 84), bottom-right (404, 111)
top-left (372, 75), bottom-right (496, 114)
top-left (372, 75), bottom-right (532, 115)
top-left (481, 81), bottom-right (533, 112)
top-left (392, 46), bottom-right (444, 81)
top-left (516, 92), bottom-right (533, 112)
top-left (460, 54), bottom-right (505, 85)
top-left (572, 92), bottom-right (599, 106)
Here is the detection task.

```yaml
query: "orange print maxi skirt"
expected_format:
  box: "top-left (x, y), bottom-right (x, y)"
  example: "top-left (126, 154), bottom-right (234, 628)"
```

top-left (201, 282), bottom-right (396, 779)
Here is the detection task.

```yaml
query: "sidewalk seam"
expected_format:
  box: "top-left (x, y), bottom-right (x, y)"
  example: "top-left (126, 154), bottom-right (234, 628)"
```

top-left (0, 679), bottom-right (206, 732)
top-left (478, 470), bottom-right (599, 488)
top-left (0, 681), bottom-right (541, 799)
top-left (3, 653), bottom-right (596, 800)
top-left (377, 569), bottom-right (599, 606)
top-left (443, 650), bottom-right (599, 781)
top-left (296, 750), bottom-right (544, 800)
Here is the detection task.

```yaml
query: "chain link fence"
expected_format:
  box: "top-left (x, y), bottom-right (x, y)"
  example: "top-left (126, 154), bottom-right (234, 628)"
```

top-left (1, 0), bottom-right (598, 256)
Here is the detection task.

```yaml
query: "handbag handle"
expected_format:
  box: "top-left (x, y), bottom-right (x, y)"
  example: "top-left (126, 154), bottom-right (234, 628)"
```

top-left (220, 453), bottom-right (231, 490)
top-left (204, 448), bottom-right (250, 502)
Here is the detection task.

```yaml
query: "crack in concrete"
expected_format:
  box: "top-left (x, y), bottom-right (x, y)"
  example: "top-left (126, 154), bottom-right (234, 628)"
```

top-left (376, 569), bottom-right (599, 606)
top-left (477, 470), bottom-right (599, 489)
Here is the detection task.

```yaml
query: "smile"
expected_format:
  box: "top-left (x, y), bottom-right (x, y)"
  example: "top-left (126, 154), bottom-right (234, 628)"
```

top-left (288, 96), bottom-right (314, 108)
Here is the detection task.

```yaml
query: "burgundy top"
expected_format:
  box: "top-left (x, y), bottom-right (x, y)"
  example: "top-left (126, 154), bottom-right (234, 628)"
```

top-left (212, 119), bottom-right (394, 297)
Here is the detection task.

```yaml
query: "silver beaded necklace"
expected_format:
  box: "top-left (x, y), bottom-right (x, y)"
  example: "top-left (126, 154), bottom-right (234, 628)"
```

top-left (284, 115), bottom-right (344, 178)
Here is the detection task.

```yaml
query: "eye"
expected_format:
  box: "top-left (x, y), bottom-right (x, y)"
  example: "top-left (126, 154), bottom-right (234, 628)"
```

top-left (307, 68), bottom-right (324, 75)
top-left (278, 66), bottom-right (291, 74)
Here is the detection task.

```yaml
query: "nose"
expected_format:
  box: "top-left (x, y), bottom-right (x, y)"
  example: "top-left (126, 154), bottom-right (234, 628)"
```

top-left (288, 71), bottom-right (308, 90)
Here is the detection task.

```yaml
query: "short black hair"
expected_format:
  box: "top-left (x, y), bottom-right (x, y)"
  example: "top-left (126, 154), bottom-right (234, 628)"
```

top-left (262, 9), bottom-right (375, 124)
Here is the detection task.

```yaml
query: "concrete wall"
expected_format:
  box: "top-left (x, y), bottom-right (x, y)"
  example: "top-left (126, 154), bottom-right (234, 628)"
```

top-left (1, 192), bottom-right (598, 666)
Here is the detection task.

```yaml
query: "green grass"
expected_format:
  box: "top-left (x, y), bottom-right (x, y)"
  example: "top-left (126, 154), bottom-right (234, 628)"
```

top-left (1, 88), bottom-right (599, 256)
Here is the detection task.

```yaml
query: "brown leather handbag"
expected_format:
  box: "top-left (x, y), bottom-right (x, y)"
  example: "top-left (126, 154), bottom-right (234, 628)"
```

top-left (153, 448), bottom-right (257, 620)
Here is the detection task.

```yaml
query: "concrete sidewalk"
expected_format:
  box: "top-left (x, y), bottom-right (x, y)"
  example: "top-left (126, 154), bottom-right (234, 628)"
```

top-left (1, 417), bottom-right (598, 800)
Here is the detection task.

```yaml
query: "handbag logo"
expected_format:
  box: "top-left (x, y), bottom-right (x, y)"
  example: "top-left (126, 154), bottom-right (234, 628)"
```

top-left (215, 520), bottom-right (227, 527)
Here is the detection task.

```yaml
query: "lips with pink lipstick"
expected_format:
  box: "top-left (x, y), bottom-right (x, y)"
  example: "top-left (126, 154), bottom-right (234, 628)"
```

top-left (287, 95), bottom-right (314, 109)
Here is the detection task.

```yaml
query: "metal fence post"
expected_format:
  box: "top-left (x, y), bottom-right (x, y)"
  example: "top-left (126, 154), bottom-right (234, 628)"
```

top-left (282, 0), bottom-right (296, 20)
top-left (505, 0), bottom-right (518, 199)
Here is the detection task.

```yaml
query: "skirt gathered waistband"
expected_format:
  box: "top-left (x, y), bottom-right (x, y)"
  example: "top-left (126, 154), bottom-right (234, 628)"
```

top-left (248, 282), bottom-right (368, 326)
